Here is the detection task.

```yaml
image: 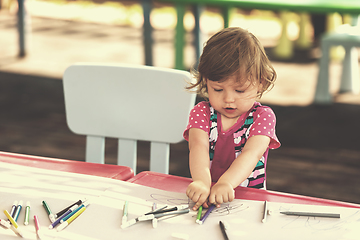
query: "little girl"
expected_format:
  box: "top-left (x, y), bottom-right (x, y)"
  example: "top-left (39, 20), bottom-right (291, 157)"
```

top-left (183, 27), bottom-right (281, 210)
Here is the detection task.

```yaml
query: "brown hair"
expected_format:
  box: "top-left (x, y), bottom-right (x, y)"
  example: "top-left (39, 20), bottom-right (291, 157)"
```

top-left (188, 27), bottom-right (276, 99)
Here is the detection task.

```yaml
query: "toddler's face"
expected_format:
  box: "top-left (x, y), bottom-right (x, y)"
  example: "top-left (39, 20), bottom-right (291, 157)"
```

top-left (206, 75), bottom-right (259, 121)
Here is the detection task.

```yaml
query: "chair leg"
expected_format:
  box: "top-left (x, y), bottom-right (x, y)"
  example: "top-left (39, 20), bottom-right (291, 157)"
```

top-left (150, 142), bottom-right (170, 174)
top-left (86, 136), bottom-right (105, 164)
top-left (340, 46), bottom-right (360, 94)
top-left (314, 41), bottom-right (333, 104)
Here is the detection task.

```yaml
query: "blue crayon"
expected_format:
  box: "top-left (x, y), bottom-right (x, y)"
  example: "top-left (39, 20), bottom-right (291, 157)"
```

top-left (50, 205), bottom-right (78, 229)
top-left (60, 201), bottom-right (90, 223)
top-left (13, 200), bottom-right (23, 222)
top-left (9, 200), bottom-right (18, 218)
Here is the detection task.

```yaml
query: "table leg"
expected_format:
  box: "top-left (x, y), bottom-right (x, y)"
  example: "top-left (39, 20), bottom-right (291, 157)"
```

top-left (142, 0), bottom-right (153, 66)
top-left (272, 11), bottom-right (293, 59)
top-left (17, 0), bottom-right (28, 57)
top-left (222, 6), bottom-right (231, 28)
top-left (193, 4), bottom-right (205, 68)
top-left (175, 3), bottom-right (185, 70)
top-left (295, 12), bottom-right (312, 50)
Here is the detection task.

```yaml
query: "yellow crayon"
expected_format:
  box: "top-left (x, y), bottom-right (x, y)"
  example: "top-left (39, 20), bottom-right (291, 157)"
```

top-left (3, 210), bottom-right (18, 228)
top-left (67, 206), bottom-right (86, 224)
top-left (3, 210), bottom-right (24, 237)
top-left (57, 206), bottom-right (86, 232)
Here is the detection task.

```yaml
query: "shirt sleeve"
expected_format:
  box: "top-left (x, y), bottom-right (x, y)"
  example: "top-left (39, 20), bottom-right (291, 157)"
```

top-left (249, 106), bottom-right (281, 149)
top-left (183, 102), bottom-right (211, 141)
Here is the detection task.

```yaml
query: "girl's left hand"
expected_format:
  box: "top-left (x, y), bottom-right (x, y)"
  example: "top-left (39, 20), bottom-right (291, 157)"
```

top-left (208, 181), bottom-right (235, 207)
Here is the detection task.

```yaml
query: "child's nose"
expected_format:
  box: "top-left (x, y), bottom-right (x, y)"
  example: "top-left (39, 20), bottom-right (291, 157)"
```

top-left (224, 91), bottom-right (235, 103)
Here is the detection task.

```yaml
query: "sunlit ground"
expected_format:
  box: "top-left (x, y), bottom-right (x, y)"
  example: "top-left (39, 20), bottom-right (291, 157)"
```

top-left (3, 0), bottom-right (359, 106)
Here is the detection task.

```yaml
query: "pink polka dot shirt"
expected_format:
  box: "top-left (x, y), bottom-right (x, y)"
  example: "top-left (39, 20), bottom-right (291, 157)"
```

top-left (183, 101), bottom-right (281, 189)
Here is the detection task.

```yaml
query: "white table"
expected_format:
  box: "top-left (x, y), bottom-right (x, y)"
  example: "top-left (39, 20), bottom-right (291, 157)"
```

top-left (1, 162), bottom-right (360, 240)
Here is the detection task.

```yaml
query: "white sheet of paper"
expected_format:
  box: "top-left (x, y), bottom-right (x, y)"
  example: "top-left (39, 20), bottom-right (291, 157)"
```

top-left (0, 162), bottom-right (359, 240)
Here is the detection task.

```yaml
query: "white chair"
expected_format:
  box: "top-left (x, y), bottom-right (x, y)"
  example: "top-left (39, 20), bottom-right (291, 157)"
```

top-left (63, 63), bottom-right (196, 174)
top-left (314, 25), bottom-right (360, 104)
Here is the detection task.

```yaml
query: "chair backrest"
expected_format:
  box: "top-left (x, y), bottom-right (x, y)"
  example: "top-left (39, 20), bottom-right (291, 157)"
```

top-left (63, 63), bottom-right (196, 174)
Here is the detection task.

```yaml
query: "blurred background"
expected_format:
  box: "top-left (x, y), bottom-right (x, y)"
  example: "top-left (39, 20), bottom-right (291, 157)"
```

top-left (1, 0), bottom-right (360, 204)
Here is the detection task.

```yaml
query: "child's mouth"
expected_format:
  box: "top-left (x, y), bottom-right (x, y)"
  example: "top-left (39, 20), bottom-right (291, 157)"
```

top-left (224, 107), bottom-right (236, 113)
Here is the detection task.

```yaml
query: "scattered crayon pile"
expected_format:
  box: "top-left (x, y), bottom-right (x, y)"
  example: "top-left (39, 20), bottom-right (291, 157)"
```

top-left (0, 198), bottom-right (88, 239)
top-left (1, 199), bottom-right (236, 239)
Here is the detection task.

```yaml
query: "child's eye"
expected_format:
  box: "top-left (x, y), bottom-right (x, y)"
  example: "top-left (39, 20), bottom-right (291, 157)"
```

top-left (214, 88), bottom-right (223, 92)
top-left (236, 90), bottom-right (244, 93)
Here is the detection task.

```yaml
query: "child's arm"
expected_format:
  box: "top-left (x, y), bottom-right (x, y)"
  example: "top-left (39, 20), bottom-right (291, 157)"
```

top-left (186, 128), bottom-right (212, 210)
top-left (208, 135), bottom-right (270, 206)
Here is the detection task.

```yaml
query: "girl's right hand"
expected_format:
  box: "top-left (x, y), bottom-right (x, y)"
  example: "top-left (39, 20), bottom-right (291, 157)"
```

top-left (186, 181), bottom-right (211, 210)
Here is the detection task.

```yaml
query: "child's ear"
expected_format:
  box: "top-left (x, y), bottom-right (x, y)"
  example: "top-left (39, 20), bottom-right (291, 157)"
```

top-left (204, 78), bottom-right (209, 92)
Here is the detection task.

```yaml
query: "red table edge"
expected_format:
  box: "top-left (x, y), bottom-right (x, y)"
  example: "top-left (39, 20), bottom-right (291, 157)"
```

top-left (128, 171), bottom-right (360, 209)
top-left (0, 151), bottom-right (134, 181)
